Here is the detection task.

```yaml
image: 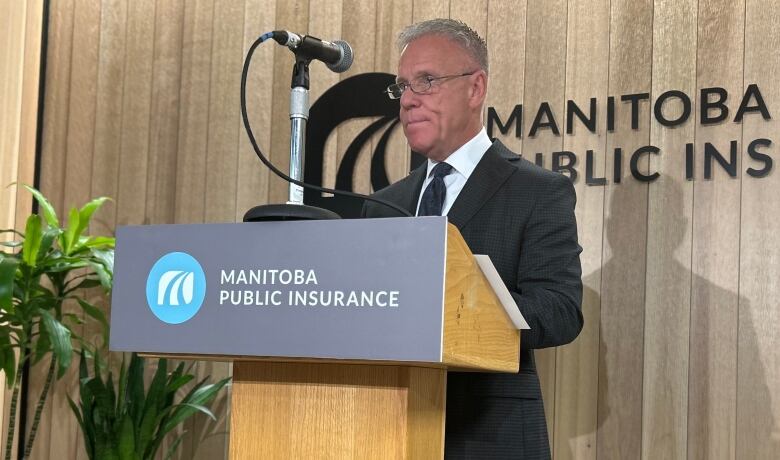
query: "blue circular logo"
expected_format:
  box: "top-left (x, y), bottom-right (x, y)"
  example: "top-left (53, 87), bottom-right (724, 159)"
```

top-left (145, 252), bottom-right (207, 324)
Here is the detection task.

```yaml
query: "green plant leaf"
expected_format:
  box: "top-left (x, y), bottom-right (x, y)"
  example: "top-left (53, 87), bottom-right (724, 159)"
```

top-left (116, 353), bottom-right (127, 415)
top-left (166, 374), bottom-right (194, 395)
top-left (0, 334), bottom-right (16, 388)
top-left (61, 207), bottom-right (80, 256)
top-left (77, 197), bottom-right (111, 239)
top-left (117, 413), bottom-right (136, 460)
top-left (127, 353), bottom-right (145, 428)
top-left (0, 256), bottom-right (19, 310)
top-left (83, 236), bottom-right (115, 249)
top-left (161, 377), bottom-right (230, 435)
top-left (76, 299), bottom-right (109, 344)
top-left (37, 227), bottom-right (61, 263)
top-left (138, 359), bottom-right (168, 455)
top-left (22, 184), bottom-right (59, 228)
top-left (33, 325), bottom-right (51, 364)
top-left (38, 309), bottom-right (73, 377)
top-left (88, 261), bottom-right (112, 291)
top-left (0, 241), bottom-right (23, 248)
top-left (65, 277), bottom-right (103, 293)
top-left (22, 214), bottom-right (42, 267)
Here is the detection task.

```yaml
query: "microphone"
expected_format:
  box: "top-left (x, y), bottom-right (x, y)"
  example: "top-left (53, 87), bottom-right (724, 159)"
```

top-left (272, 31), bottom-right (353, 73)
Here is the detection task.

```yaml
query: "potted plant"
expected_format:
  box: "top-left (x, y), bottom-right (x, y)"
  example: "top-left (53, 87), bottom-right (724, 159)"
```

top-left (0, 185), bottom-right (114, 459)
top-left (69, 351), bottom-right (230, 460)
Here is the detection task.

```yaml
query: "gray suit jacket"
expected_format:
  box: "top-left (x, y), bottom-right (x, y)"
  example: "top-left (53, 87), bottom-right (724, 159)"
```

top-left (362, 140), bottom-right (583, 459)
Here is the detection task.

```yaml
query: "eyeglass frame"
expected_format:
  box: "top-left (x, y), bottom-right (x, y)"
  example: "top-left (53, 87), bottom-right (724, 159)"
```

top-left (385, 70), bottom-right (480, 100)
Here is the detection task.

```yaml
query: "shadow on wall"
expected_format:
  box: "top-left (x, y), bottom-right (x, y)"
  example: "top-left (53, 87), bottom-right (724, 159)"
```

top-left (570, 176), bottom-right (778, 458)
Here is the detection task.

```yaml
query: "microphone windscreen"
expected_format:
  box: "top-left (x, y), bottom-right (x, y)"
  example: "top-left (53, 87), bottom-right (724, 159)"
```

top-left (327, 40), bottom-right (353, 73)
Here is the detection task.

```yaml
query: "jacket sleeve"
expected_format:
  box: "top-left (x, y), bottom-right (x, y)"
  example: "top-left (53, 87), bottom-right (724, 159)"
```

top-left (512, 172), bottom-right (584, 350)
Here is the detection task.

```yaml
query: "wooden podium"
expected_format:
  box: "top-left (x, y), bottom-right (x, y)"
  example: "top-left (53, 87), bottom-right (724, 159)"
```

top-left (109, 217), bottom-right (520, 460)
top-left (228, 225), bottom-right (519, 459)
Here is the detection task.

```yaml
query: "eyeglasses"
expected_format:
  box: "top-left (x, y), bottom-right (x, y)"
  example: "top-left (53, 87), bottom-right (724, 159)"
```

top-left (385, 70), bottom-right (478, 100)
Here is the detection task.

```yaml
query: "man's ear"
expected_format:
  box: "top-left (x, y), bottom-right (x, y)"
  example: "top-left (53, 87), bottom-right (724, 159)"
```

top-left (468, 70), bottom-right (488, 109)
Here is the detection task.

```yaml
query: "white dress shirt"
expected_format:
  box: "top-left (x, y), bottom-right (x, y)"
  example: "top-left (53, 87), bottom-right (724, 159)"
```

top-left (415, 127), bottom-right (493, 216)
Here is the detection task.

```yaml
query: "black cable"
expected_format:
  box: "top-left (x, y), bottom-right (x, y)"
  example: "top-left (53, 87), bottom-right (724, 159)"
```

top-left (241, 33), bottom-right (413, 218)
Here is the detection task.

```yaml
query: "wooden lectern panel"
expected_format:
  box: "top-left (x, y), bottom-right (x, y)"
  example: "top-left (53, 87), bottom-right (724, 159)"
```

top-left (231, 362), bottom-right (446, 460)
top-left (442, 224), bottom-right (520, 372)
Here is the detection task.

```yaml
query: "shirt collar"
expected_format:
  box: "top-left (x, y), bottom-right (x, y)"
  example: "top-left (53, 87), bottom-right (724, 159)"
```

top-left (425, 127), bottom-right (492, 180)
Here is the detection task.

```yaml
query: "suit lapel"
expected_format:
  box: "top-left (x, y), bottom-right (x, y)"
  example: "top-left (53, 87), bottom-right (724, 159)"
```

top-left (403, 163), bottom-right (427, 215)
top-left (447, 140), bottom-right (517, 230)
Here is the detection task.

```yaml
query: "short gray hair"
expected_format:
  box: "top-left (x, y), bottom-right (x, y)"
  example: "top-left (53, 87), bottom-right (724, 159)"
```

top-left (397, 18), bottom-right (489, 73)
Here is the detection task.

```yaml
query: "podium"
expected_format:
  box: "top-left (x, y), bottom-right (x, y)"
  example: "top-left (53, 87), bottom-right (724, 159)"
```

top-left (110, 217), bottom-right (520, 459)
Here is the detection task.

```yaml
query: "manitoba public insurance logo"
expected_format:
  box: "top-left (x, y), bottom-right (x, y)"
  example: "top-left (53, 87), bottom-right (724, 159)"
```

top-left (145, 252), bottom-right (206, 324)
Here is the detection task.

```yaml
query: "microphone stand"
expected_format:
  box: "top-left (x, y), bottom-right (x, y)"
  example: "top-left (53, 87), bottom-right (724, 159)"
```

top-left (243, 55), bottom-right (341, 222)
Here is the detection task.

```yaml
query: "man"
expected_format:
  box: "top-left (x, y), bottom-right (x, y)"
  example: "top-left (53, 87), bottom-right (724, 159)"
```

top-left (362, 19), bottom-right (584, 459)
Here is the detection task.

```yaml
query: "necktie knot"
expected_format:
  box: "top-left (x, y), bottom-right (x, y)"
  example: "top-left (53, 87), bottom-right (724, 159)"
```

top-left (431, 162), bottom-right (454, 179)
top-left (418, 162), bottom-right (454, 216)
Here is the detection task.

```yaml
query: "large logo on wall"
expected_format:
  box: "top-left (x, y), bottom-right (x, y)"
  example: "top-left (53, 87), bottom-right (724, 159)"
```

top-left (145, 252), bottom-right (207, 324)
top-left (304, 73), bottom-right (424, 218)
top-left (305, 75), bottom-right (775, 217)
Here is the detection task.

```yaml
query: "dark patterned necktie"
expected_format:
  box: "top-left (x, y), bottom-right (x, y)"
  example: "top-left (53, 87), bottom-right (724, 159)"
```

top-left (418, 162), bottom-right (454, 216)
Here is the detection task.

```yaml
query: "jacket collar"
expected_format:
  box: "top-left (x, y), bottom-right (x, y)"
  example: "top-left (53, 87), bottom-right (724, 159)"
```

top-left (446, 139), bottom-right (518, 230)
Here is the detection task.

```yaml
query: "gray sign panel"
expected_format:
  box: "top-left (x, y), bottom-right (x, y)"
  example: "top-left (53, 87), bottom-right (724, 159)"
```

top-left (110, 217), bottom-right (448, 363)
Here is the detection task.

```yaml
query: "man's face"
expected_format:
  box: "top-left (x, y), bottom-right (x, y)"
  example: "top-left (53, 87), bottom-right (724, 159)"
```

top-left (397, 35), bottom-right (483, 161)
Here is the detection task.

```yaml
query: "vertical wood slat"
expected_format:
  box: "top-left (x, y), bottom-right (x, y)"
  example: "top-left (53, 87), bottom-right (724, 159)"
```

top-left (203, 0), bottom-right (244, 224)
top-left (90, 0), bottom-right (128, 238)
top-left (43, 0), bottom-right (103, 457)
top-left (175, 0), bottom-right (214, 224)
top-left (373, 0), bottom-right (412, 186)
top-left (597, 1), bottom-right (653, 459)
top-left (28, 0), bottom-right (76, 458)
top-left (738, 1), bottom-right (780, 459)
top-left (521, 0), bottom-right (569, 447)
top-left (642, 1), bottom-right (697, 459)
top-left (336, 0), bottom-right (377, 195)
top-left (115, 0), bottom-right (156, 228)
top-left (146, 0), bottom-right (185, 227)
top-left (235, 0), bottom-right (276, 221)
top-left (553, 0), bottom-right (609, 458)
top-left (0, 1), bottom-right (43, 458)
top-left (688, 1), bottom-right (745, 460)
top-left (309, 0), bottom-right (343, 194)
top-left (485, 0), bottom-right (525, 154)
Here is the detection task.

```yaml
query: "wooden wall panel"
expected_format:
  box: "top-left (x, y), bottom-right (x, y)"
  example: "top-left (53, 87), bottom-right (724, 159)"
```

top-left (688, 1), bottom-right (744, 459)
top-left (203, 0), bottom-right (244, 224)
top-left (27, 2), bottom-right (780, 459)
top-left (522, 0), bottom-right (568, 445)
top-left (485, 0), bottom-right (525, 154)
top-left (175, 0), bottom-right (214, 224)
top-left (42, 0), bottom-right (103, 456)
top-left (374, 0), bottom-right (412, 185)
top-left (0, 1), bottom-right (43, 458)
top-left (90, 0), bottom-right (127, 237)
top-left (29, 0), bottom-right (75, 458)
top-left (739, 2), bottom-right (780, 459)
top-left (309, 0), bottom-right (343, 193)
top-left (597, 1), bottom-right (653, 459)
top-left (146, 0), bottom-right (185, 226)
top-left (235, 0), bottom-right (276, 221)
top-left (337, 0), bottom-right (377, 195)
top-left (554, 0), bottom-right (609, 458)
top-left (642, 1), bottom-right (697, 459)
top-left (115, 0), bottom-right (156, 228)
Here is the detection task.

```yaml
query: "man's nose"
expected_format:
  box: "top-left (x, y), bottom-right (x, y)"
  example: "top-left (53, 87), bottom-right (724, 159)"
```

top-left (400, 87), bottom-right (421, 109)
